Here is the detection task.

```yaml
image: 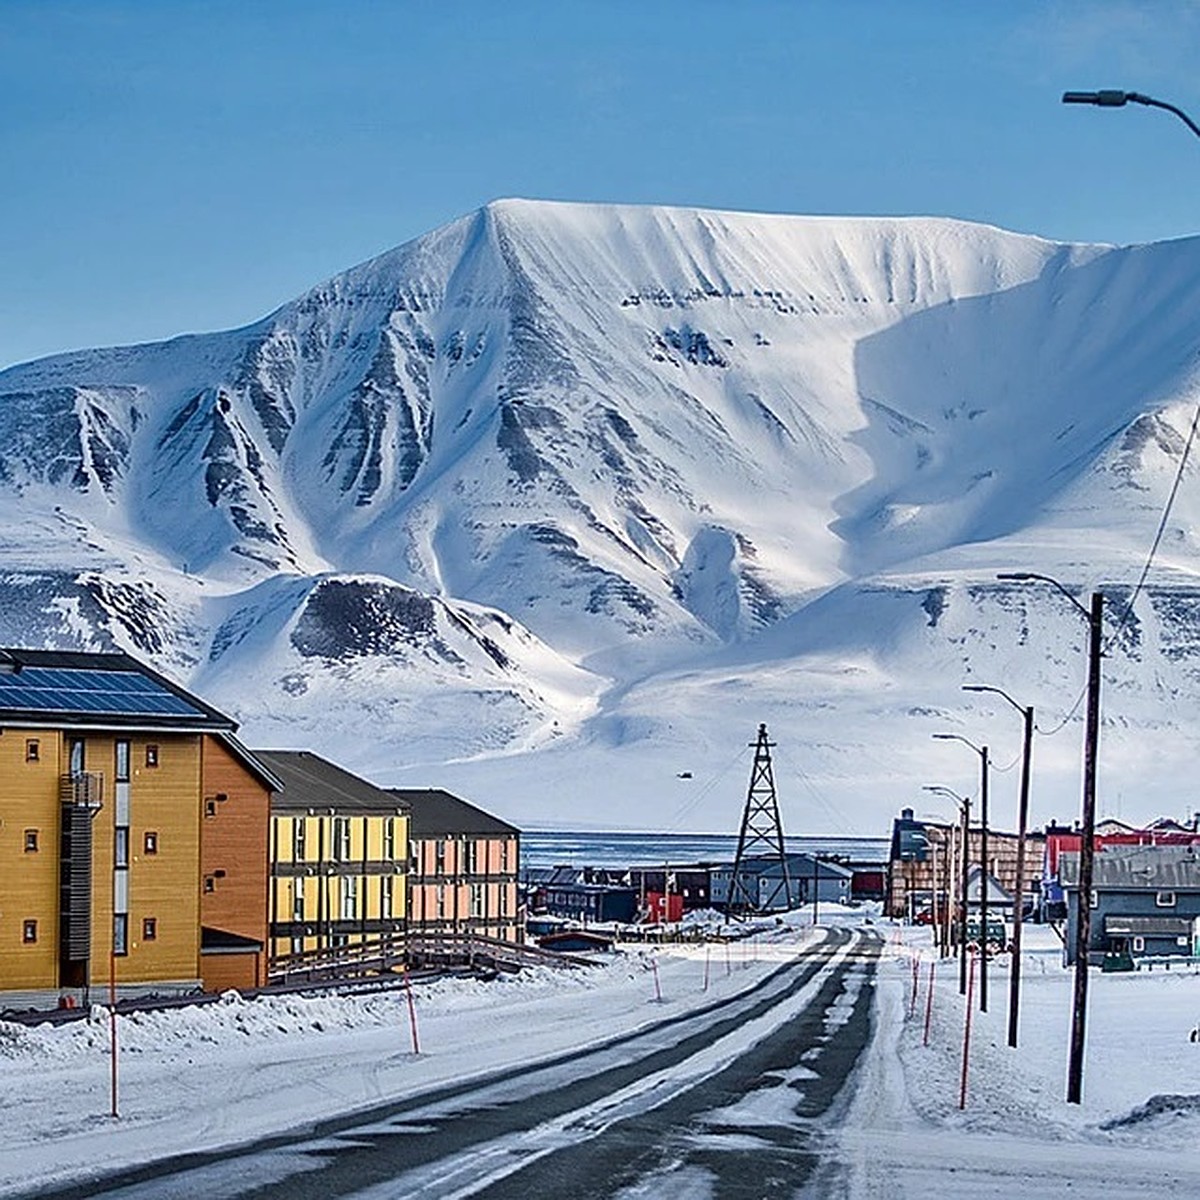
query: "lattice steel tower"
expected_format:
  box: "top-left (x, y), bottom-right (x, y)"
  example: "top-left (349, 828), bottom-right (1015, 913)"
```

top-left (727, 723), bottom-right (790, 916)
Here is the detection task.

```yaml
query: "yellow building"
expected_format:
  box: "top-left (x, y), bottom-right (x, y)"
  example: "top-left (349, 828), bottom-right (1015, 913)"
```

top-left (254, 751), bottom-right (409, 961)
top-left (0, 648), bottom-right (278, 1003)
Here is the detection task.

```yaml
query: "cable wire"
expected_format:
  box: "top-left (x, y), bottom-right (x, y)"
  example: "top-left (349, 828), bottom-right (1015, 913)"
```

top-left (1105, 395), bottom-right (1200, 652)
top-left (1034, 680), bottom-right (1088, 737)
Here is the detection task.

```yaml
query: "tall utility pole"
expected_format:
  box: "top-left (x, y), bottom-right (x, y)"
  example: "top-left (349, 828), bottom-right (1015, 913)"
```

top-left (965, 684), bottom-right (1035, 1047)
top-left (1000, 573), bottom-right (1104, 1102)
top-left (934, 734), bottom-right (989, 1010)
top-left (728, 724), bottom-right (790, 916)
top-left (1068, 592), bottom-right (1104, 1103)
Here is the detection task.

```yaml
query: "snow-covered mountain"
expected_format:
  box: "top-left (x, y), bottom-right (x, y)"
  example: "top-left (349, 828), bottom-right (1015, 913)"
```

top-left (4, 199), bottom-right (1200, 834)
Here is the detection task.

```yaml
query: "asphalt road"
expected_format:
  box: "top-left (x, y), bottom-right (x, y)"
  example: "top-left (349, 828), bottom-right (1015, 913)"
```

top-left (25, 928), bottom-right (882, 1200)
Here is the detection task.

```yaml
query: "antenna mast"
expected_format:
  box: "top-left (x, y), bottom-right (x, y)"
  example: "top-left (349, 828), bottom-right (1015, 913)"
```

top-left (727, 723), bottom-right (790, 916)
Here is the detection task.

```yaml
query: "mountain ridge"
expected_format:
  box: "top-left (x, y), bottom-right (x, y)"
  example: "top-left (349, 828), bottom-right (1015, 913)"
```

top-left (3, 199), bottom-right (1200, 832)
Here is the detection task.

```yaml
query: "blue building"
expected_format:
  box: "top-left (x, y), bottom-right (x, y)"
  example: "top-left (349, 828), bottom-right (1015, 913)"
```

top-left (1061, 845), bottom-right (1200, 965)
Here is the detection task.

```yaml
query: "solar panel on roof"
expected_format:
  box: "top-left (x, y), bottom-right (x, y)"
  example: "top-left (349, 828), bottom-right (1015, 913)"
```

top-left (0, 667), bottom-right (204, 718)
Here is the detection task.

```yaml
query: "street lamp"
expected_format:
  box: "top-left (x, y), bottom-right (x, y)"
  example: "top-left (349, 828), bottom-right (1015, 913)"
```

top-left (1062, 90), bottom-right (1200, 141)
top-left (964, 683), bottom-right (1034, 1049)
top-left (998, 571), bottom-right (1103, 1104)
top-left (924, 786), bottom-right (971, 983)
top-left (933, 734), bottom-right (990, 1012)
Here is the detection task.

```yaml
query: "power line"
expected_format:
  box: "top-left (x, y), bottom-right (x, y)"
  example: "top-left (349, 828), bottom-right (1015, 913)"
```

top-left (1105, 395), bottom-right (1200, 652)
top-left (1035, 681), bottom-right (1087, 737)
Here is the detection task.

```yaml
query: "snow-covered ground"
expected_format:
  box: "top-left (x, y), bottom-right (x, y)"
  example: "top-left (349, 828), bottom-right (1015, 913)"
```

top-left (0, 923), bottom-right (805, 1197)
top-left (837, 921), bottom-right (1200, 1195)
top-left (5, 913), bottom-right (1200, 1196)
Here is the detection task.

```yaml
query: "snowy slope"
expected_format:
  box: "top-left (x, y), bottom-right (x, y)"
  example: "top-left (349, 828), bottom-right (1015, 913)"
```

top-left (3, 200), bottom-right (1200, 833)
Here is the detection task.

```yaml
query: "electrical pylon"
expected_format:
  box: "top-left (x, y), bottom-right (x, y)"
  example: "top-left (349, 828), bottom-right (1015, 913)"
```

top-left (727, 723), bottom-right (790, 916)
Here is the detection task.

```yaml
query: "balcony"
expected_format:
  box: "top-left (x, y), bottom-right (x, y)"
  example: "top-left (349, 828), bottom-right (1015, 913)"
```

top-left (60, 772), bottom-right (105, 809)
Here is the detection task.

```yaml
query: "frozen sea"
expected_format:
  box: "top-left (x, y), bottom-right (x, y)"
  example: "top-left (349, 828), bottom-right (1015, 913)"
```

top-left (520, 830), bottom-right (889, 870)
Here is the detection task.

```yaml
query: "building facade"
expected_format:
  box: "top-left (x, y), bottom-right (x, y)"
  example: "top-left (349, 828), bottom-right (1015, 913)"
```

top-left (0, 648), bottom-right (275, 1002)
top-left (256, 751), bottom-right (409, 963)
top-left (396, 788), bottom-right (521, 943)
top-left (1061, 845), bottom-right (1200, 965)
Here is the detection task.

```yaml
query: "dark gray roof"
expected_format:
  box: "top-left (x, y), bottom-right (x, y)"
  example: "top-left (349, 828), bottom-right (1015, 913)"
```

top-left (388, 788), bottom-right (518, 838)
top-left (1060, 845), bottom-right (1200, 891)
top-left (201, 927), bottom-right (264, 953)
top-left (256, 751), bottom-right (408, 816)
top-left (0, 647), bottom-right (235, 731)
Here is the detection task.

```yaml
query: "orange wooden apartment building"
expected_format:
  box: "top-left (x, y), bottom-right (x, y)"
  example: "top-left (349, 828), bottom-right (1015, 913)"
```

top-left (0, 648), bottom-right (280, 1004)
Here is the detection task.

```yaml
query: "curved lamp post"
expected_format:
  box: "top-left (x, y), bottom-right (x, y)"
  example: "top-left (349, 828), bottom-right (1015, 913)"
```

top-left (1063, 90), bottom-right (1200, 141)
top-left (999, 571), bottom-right (1102, 1104)
top-left (964, 684), bottom-right (1034, 1049)
top-left (924, 785), bottom-right (971, 992)
top-left (931, 733), bottom-right (990, 1012)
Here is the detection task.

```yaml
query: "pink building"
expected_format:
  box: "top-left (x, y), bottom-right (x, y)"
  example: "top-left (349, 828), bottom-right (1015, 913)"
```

top-left (392, 789), bottom-right (521, 943)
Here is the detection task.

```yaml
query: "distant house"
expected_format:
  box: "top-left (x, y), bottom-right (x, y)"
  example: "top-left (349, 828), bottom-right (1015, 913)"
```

top-left (711, 854), bottom-right (852, 913)
top-left (393, 788), bottom-right (521, 944)
top-left (886, 806), bottom-right (1044, 920)
top-left (256, 751), bottom-right (409, 962)
top-left (540, 882), bottom-right (639, 924)
top-left (0, 647), bottom-right (278, 1003)
top-left (1060, 845), bottom-right (1200, 965)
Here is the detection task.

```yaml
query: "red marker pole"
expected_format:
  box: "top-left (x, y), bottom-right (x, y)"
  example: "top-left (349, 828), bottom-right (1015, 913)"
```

top-left (909, 956), bottom-right (920, 1019)
top-left (402, 964), bottom-right (420, 1055)
top-left (959, 951), bottom-right (976, 1110)
top-left (923, 960), bottom-right (936, 1047)
top-left (703, 944), bottom-right (711, 992)
top-left (651, 957), bottom-right (663, 1003)
top-left (109, 944), bottom-right (119, 1119)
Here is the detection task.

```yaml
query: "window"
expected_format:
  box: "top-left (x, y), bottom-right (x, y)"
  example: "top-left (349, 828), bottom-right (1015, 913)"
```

top-left (436, 884), bottom-right (446, 919)
top-left (69, 738), bottom-right (85, 778)
top-left (501, 840), bottom-right (510, 873)
top-left (204, 799), bottom-right (217, 819)
top-left (114, 913), bottom-right (128, 956)
top-left (142, 917), bottom-right (157, 941)
top-left (383, 818), bottom-right (396, 861)
top-left (333, 817), bottom-right (351, 862)
top-left (340, 875), bottom-right (358, 920)
top-left (144, 831), bottom-right (158, 855)
top-left (24, 739), bottom-right (39, 763)
top-left (144, 744), bottom-right (159, 768)
top-left (292, 879), bottom-right (306, 922)
top-left (115, 740), bottom-right (130, 782)
top-left (1133, 936), bottom-right (1145, 952)
top-left (22, 919), bottom-right (37, 944)
top-left (203, 876), bottom-right (215, 894)
top-left (1156, 891), bottom-right (1176, 908)
top-left (293, 818), bottom-right (307, 861)
top-left (381, 875), bottom-right (394, 919)
top-left (470, 883), bottom-right (484, 918)
top-left (114, 827), bottom-right (129, 869)
top-left (466, 840), bottom-right (478, 875)
top-left (435, 840), bottom-right (446, 874)
top-left (23, 829), bottom-right (38, 853)
top-left (410, 843), bottom-right (419, 872)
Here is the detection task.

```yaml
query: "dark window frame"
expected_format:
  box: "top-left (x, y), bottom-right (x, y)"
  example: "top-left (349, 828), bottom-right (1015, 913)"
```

top-left (24, 738), bottom-right (39, 763)
top-left (144, 831), bottom-right (158, 855)
top-left (145, 744), bottom-right (159, 768)
top-left (142, 917), bottom-right (157, 941)
top-left (23, 829), bottom-right (38, 853)
top-left (22, 918), bottom-right (37, 944)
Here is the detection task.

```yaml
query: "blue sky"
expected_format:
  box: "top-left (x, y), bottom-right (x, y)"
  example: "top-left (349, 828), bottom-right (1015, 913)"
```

top-left (3, 0), bottom-right (1200, 369)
